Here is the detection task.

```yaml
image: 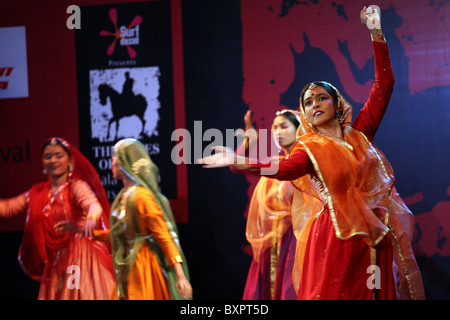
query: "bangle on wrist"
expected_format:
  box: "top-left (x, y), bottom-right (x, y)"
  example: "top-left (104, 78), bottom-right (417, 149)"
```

top-left (371, 33), bottom-right (385, 42)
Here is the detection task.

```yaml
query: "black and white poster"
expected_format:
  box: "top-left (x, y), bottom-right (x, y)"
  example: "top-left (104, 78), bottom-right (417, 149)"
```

top-left (75, 0), bottom-right (187, 221)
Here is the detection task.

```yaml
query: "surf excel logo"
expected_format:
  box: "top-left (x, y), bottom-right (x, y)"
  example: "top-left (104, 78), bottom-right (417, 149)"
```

top-left (100, 8), bottom-right (142, 65)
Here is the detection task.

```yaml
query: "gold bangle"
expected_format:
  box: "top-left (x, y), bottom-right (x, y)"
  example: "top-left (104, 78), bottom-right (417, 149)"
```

top-left (170, 255), bottom-right (183, 266)
top-left (371, 33), bottom-right (386, 42)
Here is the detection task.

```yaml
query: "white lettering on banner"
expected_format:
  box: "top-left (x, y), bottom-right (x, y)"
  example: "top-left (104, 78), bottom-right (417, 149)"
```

top-left (120, 25), bottom-right (140, 46)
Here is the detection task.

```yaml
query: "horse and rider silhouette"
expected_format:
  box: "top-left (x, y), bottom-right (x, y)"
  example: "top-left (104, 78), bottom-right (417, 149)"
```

top-left (98, 72), bottom-right (148, 141)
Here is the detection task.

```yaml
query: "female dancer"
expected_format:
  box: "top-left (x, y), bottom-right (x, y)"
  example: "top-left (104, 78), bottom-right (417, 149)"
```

top-left (0, 137), bottom-right (115, 299)
top-left (94, 138), bottom-right (192, 300)
top-left (240, 109), bottom-right (300, 300)
top-left (201, 6), bottom-right (424, 300)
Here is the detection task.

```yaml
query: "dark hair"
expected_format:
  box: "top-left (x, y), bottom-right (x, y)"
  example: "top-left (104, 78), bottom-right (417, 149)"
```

top-left (41, 138), bottom-right (72, 158)
top-left (300, 81), bottom-right (338, 109)
top-left (275, 110), bottom-right (300, 129)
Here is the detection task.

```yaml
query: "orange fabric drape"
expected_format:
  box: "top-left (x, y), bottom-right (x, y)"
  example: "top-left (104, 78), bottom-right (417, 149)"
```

top-left (290, 128), bottom-right (424, 300)
top-left (109, 186), bottom-right (182, 300)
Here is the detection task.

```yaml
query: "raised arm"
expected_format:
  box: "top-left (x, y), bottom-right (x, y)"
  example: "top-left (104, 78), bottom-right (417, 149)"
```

top-left (352, 6), bottom-right (395, 141)
top-left (230, 110), bottom-right (258, 175)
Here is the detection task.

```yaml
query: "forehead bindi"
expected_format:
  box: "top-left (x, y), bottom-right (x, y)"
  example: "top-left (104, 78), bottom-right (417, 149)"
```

top-left (305, 87), bottom-right (329, 101)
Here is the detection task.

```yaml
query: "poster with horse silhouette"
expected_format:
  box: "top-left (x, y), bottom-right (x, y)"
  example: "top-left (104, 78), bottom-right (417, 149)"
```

top-left (74, 0), bottom-right (188, 222)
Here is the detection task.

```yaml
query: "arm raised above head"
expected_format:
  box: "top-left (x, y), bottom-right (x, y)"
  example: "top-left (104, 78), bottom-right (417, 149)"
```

top-left (353, 6), bottom-right (395, 141)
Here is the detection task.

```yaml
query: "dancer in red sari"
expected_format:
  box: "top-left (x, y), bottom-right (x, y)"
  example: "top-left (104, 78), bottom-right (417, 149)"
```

top-left (0, 137), bottom-right (115, 299)
top-left (200, 6), bottom-right (425, 300)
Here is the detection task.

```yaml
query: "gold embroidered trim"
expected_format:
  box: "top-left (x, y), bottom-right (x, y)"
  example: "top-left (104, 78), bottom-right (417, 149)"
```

top-left (389, 227), bottom-right (414, 299)
top-left (360, 133), bottom-right (392, 227)
top-left (359, 132), bottom-right (414, 298)
top-left (270, 219), bottom-right (280, 300)
top-left (370, 247), bottom-right (377, 300)
top-left (298, 140), bottom-right (342, 239)
top-left (299, 140), bottom-right (369, 240)
top-left (170, 255), bottom-right (183, 266)
top-left (270, 181), bottom-right (284, 300)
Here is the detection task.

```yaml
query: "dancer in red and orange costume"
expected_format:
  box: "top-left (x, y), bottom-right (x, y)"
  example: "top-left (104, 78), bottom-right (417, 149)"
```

top-left (200, 6), bottom-right (425, 300)
top-left (0, 137), bottom-right (115, 299)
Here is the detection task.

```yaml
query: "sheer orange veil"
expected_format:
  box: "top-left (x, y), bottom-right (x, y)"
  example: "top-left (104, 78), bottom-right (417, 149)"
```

top-left (290, 82), bottom-right (424, 299)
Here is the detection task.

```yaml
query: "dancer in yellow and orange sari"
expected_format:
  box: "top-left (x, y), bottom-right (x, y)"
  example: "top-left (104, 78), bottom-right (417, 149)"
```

top-left (94, 138), bottom-right (192, 300)
top-left (237, 109), bottom-right (300, 300)
top-left (200, 6), bottom-right (425, 300)
top-left (0, 137), bottom-right (115, 299)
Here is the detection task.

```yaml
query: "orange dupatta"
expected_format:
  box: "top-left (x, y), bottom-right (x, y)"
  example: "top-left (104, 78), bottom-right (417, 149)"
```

top-left (290, 83), bottom-right (424, 300)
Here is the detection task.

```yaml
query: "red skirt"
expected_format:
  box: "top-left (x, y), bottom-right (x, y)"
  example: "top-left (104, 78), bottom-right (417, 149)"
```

top-left (297, 208), bottom-right (396, 300)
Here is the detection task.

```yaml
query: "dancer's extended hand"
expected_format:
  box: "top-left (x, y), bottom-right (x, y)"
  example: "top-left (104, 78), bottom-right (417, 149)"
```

top-left (197, 146), bottom-right (244, 168)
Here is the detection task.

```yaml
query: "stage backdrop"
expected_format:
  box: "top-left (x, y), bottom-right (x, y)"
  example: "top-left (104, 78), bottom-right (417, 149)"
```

top-left (74, 0), bottom-right (188, 222)
top-left (0, 0), bottom-right (449, 300)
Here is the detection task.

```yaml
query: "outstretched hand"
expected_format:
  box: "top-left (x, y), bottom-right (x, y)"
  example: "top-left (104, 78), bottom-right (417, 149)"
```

top-left (197, 146), bottom-right (240, 168)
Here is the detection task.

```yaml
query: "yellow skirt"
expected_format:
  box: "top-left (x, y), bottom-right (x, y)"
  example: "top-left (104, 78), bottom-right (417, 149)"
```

top-left (112, 244), bottom-right (171, 300)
